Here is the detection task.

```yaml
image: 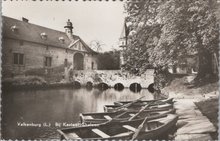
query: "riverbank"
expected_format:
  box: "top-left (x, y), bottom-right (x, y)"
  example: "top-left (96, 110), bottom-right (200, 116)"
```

top-left (2, 76), bottom-right (76, 91)
top-left (162, 75), bottom-right (219, 140)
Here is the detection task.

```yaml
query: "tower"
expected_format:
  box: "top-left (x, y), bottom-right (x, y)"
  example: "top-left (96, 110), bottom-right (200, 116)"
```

top-left (64, 19), bottom-right (74, 40)
top-left (119, 20), bottom-right (129, 68)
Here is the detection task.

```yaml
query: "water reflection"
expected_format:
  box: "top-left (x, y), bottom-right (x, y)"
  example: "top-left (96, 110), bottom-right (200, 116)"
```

top-left (2, 87), bottom-right (154, 139)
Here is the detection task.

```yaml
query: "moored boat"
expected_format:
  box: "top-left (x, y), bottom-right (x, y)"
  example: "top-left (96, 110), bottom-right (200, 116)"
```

top-left (80, 108), bottom-right (176, 124)
top-left (104, 103), bottom-right (173, 112)
top-left (114, 98), bottom-right (174, 106)
top-left (57, 114), bottom-right (178, 140)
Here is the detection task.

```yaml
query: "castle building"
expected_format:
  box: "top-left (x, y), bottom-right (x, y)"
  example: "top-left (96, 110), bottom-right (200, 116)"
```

top-left (2, 16), bottom-right (98, 79)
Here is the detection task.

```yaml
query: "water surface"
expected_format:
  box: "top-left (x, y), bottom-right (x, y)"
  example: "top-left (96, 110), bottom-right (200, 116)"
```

top-left (2, 87), bottom-right (156, 139)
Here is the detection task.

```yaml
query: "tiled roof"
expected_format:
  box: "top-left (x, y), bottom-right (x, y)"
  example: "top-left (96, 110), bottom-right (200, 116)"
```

top-left (2, 16), bottom-right (96, 54)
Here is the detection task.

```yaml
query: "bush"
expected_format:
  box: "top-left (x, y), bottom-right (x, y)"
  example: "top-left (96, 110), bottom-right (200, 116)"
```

top-left (3, 76), bottom-right (47, 86)
top-left (25, 68), bottom-right (45, 76)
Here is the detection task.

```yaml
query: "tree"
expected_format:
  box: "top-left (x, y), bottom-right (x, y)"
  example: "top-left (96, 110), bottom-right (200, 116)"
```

top-left (155, 0), bottom-right (219, 82)
top-left (89, 40), bottom-right (105, 52)
top-left (97, 50), bottom-right (120, 70)
top-left (123, 0), bottom-right (163, 73)
top-left (124, 0), bottom-right (219, 84)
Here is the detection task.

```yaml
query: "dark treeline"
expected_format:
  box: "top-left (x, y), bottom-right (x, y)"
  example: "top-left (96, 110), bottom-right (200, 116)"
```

top-left (97, 50), bottom-right (120, 70)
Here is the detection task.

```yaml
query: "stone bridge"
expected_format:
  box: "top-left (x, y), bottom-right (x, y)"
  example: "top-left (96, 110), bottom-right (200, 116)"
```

top-left (67, 69), bottom-right (154, 88)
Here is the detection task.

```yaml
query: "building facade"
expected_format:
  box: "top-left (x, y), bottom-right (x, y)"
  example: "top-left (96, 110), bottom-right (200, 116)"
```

top-left (2, 16), bottom-right (98, 79)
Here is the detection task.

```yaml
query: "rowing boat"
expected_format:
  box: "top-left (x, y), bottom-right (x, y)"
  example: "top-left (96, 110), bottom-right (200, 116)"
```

top-left (80, 108), bottom-right (176, 124)
top-left (104, 103), bottom-right (173, 112)
top-left (114, 98), bottom-right (174, 106)
top-left (57, 114), bottom-right (178, 140)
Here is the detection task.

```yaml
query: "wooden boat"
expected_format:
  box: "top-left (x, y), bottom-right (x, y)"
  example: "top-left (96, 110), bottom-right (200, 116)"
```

top-left (104, 103), bottom-right (173, 112)
top-left (80, 108), bottom-right (176, 124)
top-left (57, 114), bottom-right (178, 140)
top-left (114, 98), bottom-right (174, 106)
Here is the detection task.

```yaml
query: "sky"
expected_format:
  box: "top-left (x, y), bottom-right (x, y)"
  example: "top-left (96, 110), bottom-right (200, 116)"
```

top-left (2, 1), bottom-right (126, 52)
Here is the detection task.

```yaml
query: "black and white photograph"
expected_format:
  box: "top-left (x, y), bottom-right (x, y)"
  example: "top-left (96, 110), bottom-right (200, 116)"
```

top-left (1, 0), bottom-right (220, 140)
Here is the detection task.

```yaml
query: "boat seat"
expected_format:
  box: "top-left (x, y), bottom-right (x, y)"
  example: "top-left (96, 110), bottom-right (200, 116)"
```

top-left (123, 125), bottom-right (136, 132)
top-left (85, 116), bottom-right (94, 119)
top-left (148, 122), bottom-right (158, 130)
top-left (92, 128), bottom-right (110, 138)
top-left (104, 115), bottom-right (112, 120)
top-left (113, 132), bottom-right (133, 137)
top-left (66, 132), bottom-right (81, 139)
top-left (129, 114), bottom-right (135, 117)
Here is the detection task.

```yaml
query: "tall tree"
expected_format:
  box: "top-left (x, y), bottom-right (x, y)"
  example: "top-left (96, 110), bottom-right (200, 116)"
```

top-left (123, 0), bottom-right (162, 74)
top-left (89, 40), bottom-right (105, 52)
top-left (97, 50), bottom-right (120, 70)
top-left (124, 0), bottom-right (219, 83)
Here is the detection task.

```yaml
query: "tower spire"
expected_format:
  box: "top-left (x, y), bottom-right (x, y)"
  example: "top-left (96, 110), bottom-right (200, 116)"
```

top-left (64, 19), bottom-right (74, 40)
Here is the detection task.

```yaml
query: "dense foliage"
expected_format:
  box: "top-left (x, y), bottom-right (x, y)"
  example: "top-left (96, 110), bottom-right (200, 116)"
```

top-left (123, 0), bottom-right (219, 82)
top-left (97, 50), bottom-right (120, 70)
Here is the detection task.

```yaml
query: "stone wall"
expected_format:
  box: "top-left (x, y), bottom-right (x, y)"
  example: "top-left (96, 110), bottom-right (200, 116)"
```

top-left (2, 38), bottom-right (98, 79)
top-left (72, 69), bottom-right (154, 88)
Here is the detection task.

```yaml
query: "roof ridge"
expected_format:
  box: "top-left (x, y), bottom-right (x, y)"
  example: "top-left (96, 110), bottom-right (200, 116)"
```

top-left (2, 15), bottom-right (79, 38)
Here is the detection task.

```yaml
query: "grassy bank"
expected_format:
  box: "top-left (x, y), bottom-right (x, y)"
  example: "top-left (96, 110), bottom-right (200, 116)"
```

top-left (195, 98), bottom-right (219, 129)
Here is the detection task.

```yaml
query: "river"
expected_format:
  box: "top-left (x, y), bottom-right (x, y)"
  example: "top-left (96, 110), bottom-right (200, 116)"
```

top-left (2, 87), bottom-right (158, 139)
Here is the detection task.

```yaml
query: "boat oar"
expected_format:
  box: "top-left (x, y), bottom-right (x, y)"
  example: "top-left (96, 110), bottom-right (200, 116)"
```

top-left (103, 97), bottom-right (145, 124)
top-left (131, 117), bottom-right (148, 140)
top-left (114, 96), bottom-right (145, 111)
top-left (57, 129), bottom-right (70, 140)
top-left (128, 102), bottom-right (153, 121)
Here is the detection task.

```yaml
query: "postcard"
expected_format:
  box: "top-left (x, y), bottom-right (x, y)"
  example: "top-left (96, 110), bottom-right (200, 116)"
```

top-left (1, 0), bottom-right (219, 140)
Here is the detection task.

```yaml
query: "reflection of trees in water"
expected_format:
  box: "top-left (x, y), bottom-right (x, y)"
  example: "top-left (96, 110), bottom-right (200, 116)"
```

top-left (3, 88), bottom-right (155, 139)
top-left (97, 89), bottom-right (154, 102)
top-left (70, 88), bottom-right (98, 113)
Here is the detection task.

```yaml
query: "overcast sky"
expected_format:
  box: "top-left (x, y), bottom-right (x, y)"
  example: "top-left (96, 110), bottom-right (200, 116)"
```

top-left (2, 1), bottom-right (126, 52)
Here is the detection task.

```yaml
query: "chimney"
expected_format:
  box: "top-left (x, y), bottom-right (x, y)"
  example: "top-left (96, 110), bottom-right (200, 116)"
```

top-left (22, 17), bottom-right (29, 23)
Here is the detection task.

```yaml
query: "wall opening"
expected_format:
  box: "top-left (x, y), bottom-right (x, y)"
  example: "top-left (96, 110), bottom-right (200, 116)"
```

top-left (92, 62), bottom-right (94, 70)
top-left (74, 53), bottom-right (84, 70)
top-left (86, 81), bottom-right (93, 89)
top-left (73, 81), bottom-right (81, 88)
top-left (97, 83), bottom-right (109, 91)
top-left (114, 83), bottom-right (124, 91)
top-left (147, 83), bottom-right (155, 93)
top-left (129, 83), bottom-right (142, 93)
top-left (64, 59), bottom-right (68, 67)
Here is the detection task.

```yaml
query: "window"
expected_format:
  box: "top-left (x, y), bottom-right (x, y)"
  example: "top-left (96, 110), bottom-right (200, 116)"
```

top-left (14, 53), bottom-right (24, 65)
top-left (59, 37), bottom-right (65, 43)
top-left (92, 62), bottom-right (94, 70)
top-left (11, 25), bottom-right (18, 32)
top-left (45, 57), bottom-right (52, 67)
top-left (64, 59), bottom-right (68, 67)
top-left (40, 32), bottom-right (47, 40)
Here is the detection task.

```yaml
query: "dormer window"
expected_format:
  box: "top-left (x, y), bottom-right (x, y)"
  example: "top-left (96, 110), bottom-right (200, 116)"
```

top-left (11, 25), bottom-right (18, 32)
top-left (59, 37), bottom-right (65, 43)
top-left (40, 32), bottom-right (47, 40)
